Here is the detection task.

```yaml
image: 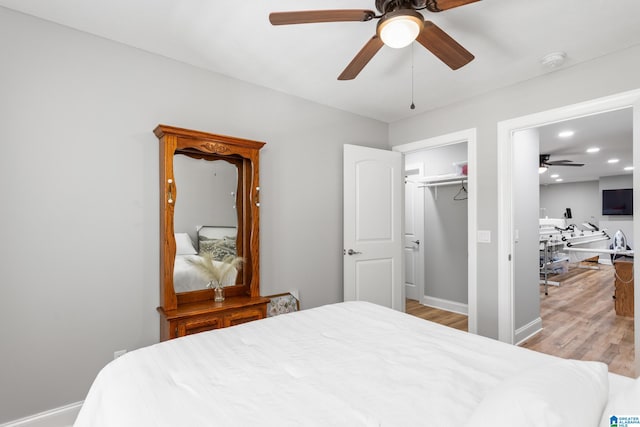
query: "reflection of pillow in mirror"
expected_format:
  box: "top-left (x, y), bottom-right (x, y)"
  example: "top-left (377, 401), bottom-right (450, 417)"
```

top-left (199, 238), bottom-right (236, 261)
top-left (175, 233), bottom-right (197, 255)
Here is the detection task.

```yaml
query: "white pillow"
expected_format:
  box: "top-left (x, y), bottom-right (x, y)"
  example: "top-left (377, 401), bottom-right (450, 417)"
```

top-left (465, 360), bottom-right (609, 427)
top-left (175, 233), bottom-right (197, 255)
top-left (600, 378), bottom-right (640, 427)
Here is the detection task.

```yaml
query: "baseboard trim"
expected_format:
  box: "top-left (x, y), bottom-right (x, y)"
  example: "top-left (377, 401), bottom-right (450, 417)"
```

top-left (0, 401), bottom-right (82, 427)
top-left (515, 317), bottom-right (543, 346)
top-left (422, 295), bottom-right (468, 315)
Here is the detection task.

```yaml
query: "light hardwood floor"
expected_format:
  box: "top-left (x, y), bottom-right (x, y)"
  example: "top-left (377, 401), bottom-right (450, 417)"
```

top-left (406, 263), bottom-right (636, 378)
top-left (405, 299), bottom-right (468, 332)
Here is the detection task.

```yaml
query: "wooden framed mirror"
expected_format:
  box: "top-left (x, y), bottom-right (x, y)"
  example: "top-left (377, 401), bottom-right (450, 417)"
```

top-left (154, 125), bottom-right (269, 340)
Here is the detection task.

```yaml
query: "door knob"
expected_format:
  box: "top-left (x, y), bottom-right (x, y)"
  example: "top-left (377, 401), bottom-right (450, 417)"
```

top-left (412, 240), bottom-right (420, 245)
top-left (347, 249), bottom-right (362, 255)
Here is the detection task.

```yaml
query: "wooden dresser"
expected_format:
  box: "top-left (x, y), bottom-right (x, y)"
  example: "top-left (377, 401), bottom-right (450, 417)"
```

top-left (155, 125), bottom-right (268, 341)
top-left (613, 259), bottom-right (634, 317)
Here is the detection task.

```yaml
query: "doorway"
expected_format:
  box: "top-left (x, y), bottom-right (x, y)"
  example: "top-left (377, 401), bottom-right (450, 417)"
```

top-left (393, 128), bottom-right (478, 334)
top-left (497, 89), bottom-right (640, 373)
top-left (509, 109), bottom-right (635, 376)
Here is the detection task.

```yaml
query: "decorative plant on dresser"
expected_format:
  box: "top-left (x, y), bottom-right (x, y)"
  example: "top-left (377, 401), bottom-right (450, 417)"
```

top-left (154, 125), bottom-right (269, 340)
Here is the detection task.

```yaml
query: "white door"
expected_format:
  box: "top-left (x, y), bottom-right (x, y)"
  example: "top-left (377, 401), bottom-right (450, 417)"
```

top-left (404, 166), bottom-right (425, 302)
top-left (343, 144), bottom-right (404, 311)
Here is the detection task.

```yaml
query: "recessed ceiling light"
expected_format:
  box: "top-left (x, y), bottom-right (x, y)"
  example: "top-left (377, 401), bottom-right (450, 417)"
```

top-left (558, 130), bottom-right (574, 138)
top-left (608, 158), bottom-right (620, 164)
top-left (550, 174), bottom-right (559, 178)
top-left (555, 178), bottom-right (563, 182)
top-left (586, 147), bottom-right (600, 153)
top-left (624, 166), bottom-right (634, 171)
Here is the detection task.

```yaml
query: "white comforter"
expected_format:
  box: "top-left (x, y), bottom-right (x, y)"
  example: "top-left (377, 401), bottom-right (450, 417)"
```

top-left (74, 302), bottom-right (623, 427)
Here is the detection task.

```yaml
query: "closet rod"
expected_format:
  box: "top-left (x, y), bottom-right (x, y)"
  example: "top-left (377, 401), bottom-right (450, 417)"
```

top-left (421, 180), bottom-right (467, 188)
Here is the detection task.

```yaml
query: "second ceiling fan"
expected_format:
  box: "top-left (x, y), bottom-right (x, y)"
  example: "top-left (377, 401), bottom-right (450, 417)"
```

top-left (269, 0), bottom-right (479, 80)
top-left (540, 154), bottom-right (585, 171)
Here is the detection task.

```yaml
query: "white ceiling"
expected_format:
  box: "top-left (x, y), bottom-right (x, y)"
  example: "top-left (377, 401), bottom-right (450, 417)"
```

top-left (1, 0), bottom-right (635, 184)
top-left (538, 108), bottom-right (633, 185)
top-left (2, 0), bottom-right (640, 124)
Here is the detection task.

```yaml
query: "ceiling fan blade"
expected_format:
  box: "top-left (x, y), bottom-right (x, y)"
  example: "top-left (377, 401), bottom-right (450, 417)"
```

top-left (338, 35), bottom-right (384, 80)
top-left (425, 0), bottom-right (481, 12)
top-left (269, 10), bottom-right (376, 26)
top-left (415, 21), bottom-right (474, 70)
top-left (548, 162), bottom-right (584, 167)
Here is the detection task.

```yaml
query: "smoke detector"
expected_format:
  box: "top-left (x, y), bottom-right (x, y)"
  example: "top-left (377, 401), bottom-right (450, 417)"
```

top-left (540, 51), bottom-right (567, 69)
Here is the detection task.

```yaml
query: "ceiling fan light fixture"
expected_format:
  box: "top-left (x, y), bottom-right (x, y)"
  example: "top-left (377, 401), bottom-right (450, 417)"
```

top-left (539, 166), bottom-right (548, 174)
top-left (377, 10), bottom-right (424, 49)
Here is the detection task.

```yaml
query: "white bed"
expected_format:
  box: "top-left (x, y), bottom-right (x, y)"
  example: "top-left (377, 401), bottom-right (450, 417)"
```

top-left (74, 302), bottom-right (638, 427)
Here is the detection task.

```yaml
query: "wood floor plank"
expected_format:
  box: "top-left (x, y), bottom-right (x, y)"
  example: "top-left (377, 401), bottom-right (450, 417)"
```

top-left (405, 300), bottom-right (468, 332)
top-left (405, 263), bottom-right (635, 378)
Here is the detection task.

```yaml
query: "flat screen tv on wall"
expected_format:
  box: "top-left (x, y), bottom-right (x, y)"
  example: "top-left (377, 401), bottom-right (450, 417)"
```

top-left (602, 188), bottom-right (633, 215)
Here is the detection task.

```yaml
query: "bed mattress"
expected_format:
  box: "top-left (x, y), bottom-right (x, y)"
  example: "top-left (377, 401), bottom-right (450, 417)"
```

top-left (75, 301), bottom-right (634, 427)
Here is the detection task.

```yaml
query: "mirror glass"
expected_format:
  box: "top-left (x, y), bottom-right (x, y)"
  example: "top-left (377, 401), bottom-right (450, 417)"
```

top-left (172, 154), bottom-right (239, 293)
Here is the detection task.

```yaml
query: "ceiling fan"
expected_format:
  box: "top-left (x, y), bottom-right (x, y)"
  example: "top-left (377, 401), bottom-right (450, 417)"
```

top-left (269, 0), bottom-right (479, 80)
top-left (539, 154), bottom-right (584, 172)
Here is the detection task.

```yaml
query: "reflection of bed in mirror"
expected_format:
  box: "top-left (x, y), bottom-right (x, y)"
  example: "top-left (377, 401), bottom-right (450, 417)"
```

top-left (173, 226), bottom-right (238, 293)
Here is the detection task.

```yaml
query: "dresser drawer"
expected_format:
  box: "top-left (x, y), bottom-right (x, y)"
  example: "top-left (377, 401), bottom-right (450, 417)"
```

top-left (159, 297), bottom-right (269, 340)
top-left (223, 306), bottom-right (265, 327)
top-left (178, 313), bottom-right (224, 336)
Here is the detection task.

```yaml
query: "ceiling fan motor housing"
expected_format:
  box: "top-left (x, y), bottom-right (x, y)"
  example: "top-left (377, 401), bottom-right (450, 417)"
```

top-left (376, 0), bottom-right (427, 14)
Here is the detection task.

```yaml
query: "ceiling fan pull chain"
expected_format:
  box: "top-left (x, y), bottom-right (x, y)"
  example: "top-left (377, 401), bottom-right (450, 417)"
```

top-left (410, 43), bottom-right (416, 110)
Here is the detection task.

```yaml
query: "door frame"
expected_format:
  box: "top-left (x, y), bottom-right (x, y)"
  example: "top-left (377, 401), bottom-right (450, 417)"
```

top-left (393, 128), bottom-right (478, 334)
top-left (497, 88), bottom-right (640, 373)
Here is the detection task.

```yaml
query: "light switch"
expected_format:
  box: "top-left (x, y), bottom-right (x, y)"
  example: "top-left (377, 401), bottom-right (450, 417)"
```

top-left (477, 230), bottom-right (491, 243)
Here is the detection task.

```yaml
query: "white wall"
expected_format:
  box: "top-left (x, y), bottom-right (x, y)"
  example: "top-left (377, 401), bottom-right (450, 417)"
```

top-left (512, 129), bottom-right (541, 334)
top-left (389, 42), bottom-right (640, 338)
top-left (540, 180), bottom-right (600, 224)
top-left (0, 7), bottom-right (388, 423)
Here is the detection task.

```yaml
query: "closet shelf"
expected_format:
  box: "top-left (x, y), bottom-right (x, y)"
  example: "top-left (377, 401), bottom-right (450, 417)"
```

top-left (417, 175), bottom-right (468, 187)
